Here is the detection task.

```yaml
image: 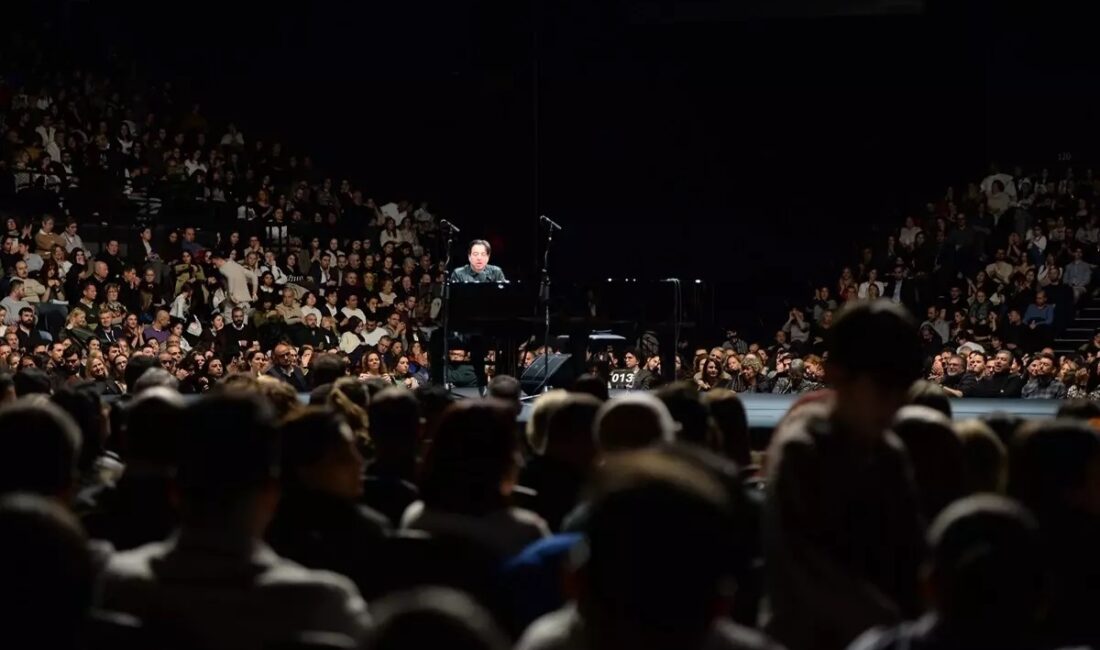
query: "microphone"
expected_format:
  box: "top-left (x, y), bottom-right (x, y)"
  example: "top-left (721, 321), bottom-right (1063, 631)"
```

top-left (540, 214), bottom-right (562, 231)
top-left (440, 219), bottom-right (461, 233)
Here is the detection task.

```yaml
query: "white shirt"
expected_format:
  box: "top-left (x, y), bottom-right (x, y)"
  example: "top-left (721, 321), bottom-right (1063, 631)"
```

top-left (898, 226), bottom-right (922, 248)
top-left (63, 232), bottom-right (84, 252)
top-left (301, 306), bottom-right (322, 324)
top-left (361, 326), bottom-right (385, 346)
top-left (857, 280), bottom-right (885, 299)
top-left (341, 307), bottom-right (366, 323)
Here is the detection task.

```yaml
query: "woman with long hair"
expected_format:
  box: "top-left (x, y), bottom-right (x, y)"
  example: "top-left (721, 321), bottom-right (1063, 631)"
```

top-left (173, 250), bottom-right (205, 295)
top-left (339, 317), bottom-right (365, 355)
top-left (358, 350), bottom-right (392, 383)
top-left (694, 357), bottom-right (732, 392)
top-left (282, 252), bottom-right (305, 285)
top-left (391, 354), bottom-right (420, 390)
top-left (122, 312), bottom-right (145, 348)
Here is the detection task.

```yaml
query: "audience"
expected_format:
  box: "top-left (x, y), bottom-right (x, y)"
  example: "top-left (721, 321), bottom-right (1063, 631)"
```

top-left (4, 31), bottom-right (1100, 650)
top-left (95, 393), bottom-right (372, 649)
top-left (517, 448), bottom-right (782, 650)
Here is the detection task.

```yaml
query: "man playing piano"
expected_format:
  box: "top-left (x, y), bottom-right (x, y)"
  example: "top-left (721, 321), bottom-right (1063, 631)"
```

top-left (450, 240), bottom-right (506, 283)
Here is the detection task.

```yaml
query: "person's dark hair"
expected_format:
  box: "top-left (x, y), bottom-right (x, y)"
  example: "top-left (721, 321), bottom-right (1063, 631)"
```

top-left (702, 389), bottom-right (751, 467)
top-left (926, 495), bottom-right (1045, 633)
top-left (124, 354), bottom-right (160, 391)
top-left (579, 448), bottom-right (735, 645)
top-left (0, 398), bottom-right (81, 497)
top-left (487, 375), bottom-right (521, 402)
top-left (367, 587), bottom-right (509, 650)
top-left (308, 383), bottom-right (333, 406)
top-left (369, 387), bottom-right (421, 458)
top-left (13, 367), bottom-right (51, 396)
top-left (570, 373), bottom-right (609, 401)
top-left (893, 405), bottom-right (969, 520)
top-left (0, 372), bottom-right (13, 401)
top-left (655, 382), bottom-right (714, 449)
top-left (907, 379), bottom-right (952, 419)
top-left (827, 300), bottom-right (922, 387)
top-left (310, 352), bottom-right (346, 387)
top-left (279, 408), bottom-right (350, 479)
top-left (1056, 399), bottom-right (1100, 421)
top-left (1008, 419), bottom-right (1100, 519)
top-left (51, 385), bottom-right (108, 476)
top-left (131, 367), bottom-right (179, 394)
top-left (420, 400), bottom-right (516, 515)
top-left (340, 316), bottom-right (363, 335)
top-left (176, 393), bottom-right (279, 519)
top-left (954, 419), bottom-right (1008, 494)
top-left (982, 411), bottom-right (1025, 447)
top-left (544, 393), bottom-right (601, 466)
top-left (0, 494), bottom-right (93, 649)
top-left (120, 387), bottom-right (184, 465)
top-left (467, 239), bottom-right (491, 256)
top-left (415, 384), bottom-right (454, 435)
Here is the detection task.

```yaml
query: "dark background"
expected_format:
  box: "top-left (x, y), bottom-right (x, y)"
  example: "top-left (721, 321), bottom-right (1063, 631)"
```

top-left (12, 0), bottom-right (1100, 330)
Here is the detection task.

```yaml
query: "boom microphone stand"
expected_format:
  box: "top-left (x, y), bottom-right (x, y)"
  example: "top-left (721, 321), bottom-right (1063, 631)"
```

top-left (538, 214), bottom-right (562, 391)
top-left (439, 219), bottom-right (461, 389)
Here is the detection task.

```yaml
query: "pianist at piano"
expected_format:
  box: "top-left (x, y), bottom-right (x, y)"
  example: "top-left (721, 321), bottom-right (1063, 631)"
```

top-left (450, 239), bottom-right (506, 283)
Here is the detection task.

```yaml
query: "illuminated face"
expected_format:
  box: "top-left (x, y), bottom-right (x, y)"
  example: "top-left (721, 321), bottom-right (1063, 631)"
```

top-left (468, 244), bottom-right (489, 273)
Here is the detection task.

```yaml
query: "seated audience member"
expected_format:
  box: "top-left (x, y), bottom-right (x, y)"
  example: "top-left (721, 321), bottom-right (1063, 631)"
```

top-left (52, 385), bottom-right (123, 504)
top-left (657, 382), bottom-right (719, 450)
top-left (363, 387), bottom-right (423, 525)
top-left (81, 388), bottom-right (183, 550)
top-left (12, 366), bottom-right (52, 396)
top-left (266, 408), bottom-right (389, 595)
top-left (517, 448), bottom-right (783, 650)
top-left (1020, 353), bottom-right (1067, 399)
top-left (1008, 420), bottom-right (1100, 647)
top-left (518, 393), bottom-right (601, 531)
top-left (765, 301), bottom-right (925, 650)
top-left (593, 391), bottom-right (677, 453)
top-left (905, 380), bottom-right (952, 419)
top-left (849, 495), bottom-right (1046, 650)
top-left (402, 400), bottom-right (550, 556)
top-left (525, 389), bottom-right (571, 456)
top-left (96, 393), bottom-right (371, 649)
top-left (265, 342), bottom-right (309, 392)
top-left (0, 371), bottom-right (14, 403)
top-left (892, 405), bottom-right (968, 521)
top-left (953, 419), bottom-right (1008, 494)
top-left (488, 374), bottom-right (523, 419)
top-left (569, 373), bottom-right (610, 402)
top-left (973, 350), bottom-right (1024, 398)
top-left (309, 351), bottom-right (347, 387)
top-left (0, 397), bottom-right (82, 500)
top-left (1056, 398), bottom-right (1100, 421)
top-left (703, 389), bottom-right (753, 469)
top-left (368, 587), bottom-right (509, 650)
top-left (0, 494), bottom-right (94, 650)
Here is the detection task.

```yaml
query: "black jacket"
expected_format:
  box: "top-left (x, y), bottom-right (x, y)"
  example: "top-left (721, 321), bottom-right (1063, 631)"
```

top-left (974, 371), bottom-right (1025, 398)
top-left (266, 488), bottom-right (390, 597)
top-left (264, 364), bottom-right (309, 393)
